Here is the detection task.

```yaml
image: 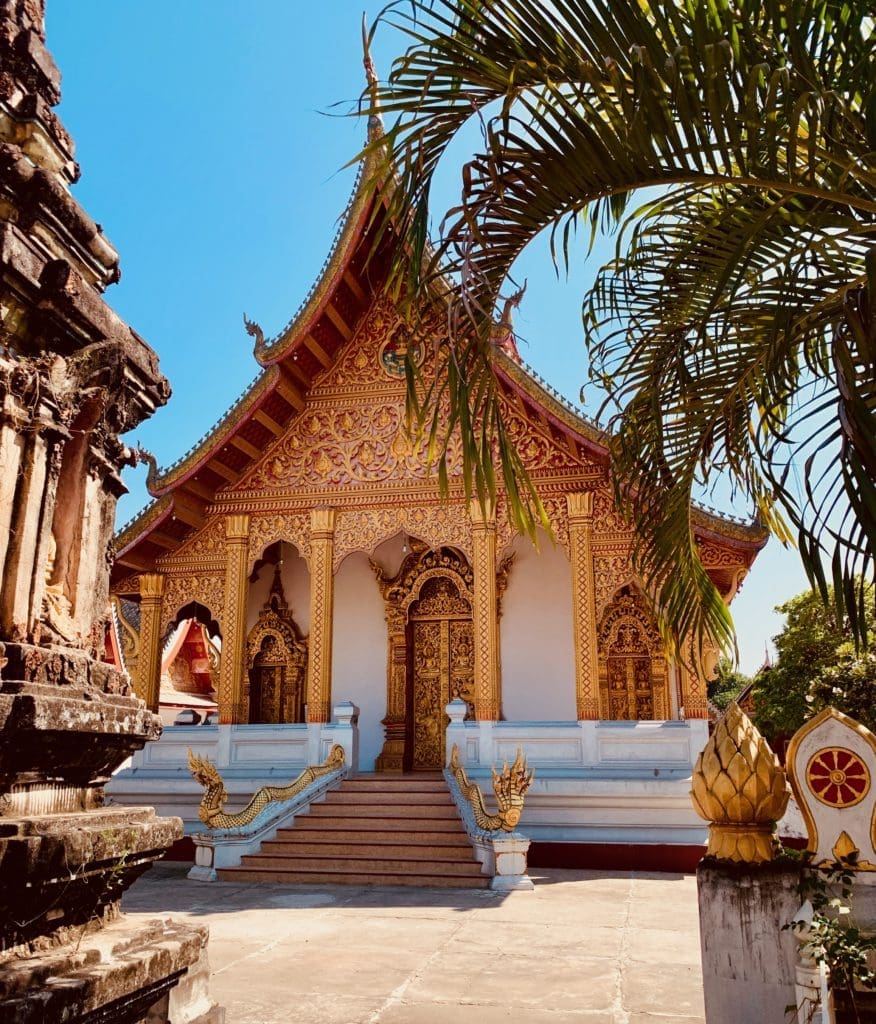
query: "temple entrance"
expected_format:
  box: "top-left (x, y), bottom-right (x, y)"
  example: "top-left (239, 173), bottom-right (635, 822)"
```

top-left (375, 544), bottom-right (476, 773)
top-left (597, 585), bottom-right (670, 720)
top-left (243, 565), bottom-right (307, 724)
top-left (406, 577), bottom-right (475, 770)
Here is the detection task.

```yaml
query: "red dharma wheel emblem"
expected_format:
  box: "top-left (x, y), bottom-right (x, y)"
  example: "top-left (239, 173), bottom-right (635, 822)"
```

top-left (806, 747), bottom-right (870, 808)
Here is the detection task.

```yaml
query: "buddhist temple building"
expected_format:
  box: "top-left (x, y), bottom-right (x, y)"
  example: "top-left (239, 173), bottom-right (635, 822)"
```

top-left (107, 137), bottom-right (767, 865)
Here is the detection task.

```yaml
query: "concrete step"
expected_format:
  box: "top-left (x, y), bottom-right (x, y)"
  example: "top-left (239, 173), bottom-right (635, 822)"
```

top-left (259, 839), bottom-right (472, 860)
top-left (224, 774), bottom-right (483, 889)
top-left (308, 803), bottom-right (458, 820)
top-left (217, 866), bottom-right (488, 888)
top-left (239, 854), bottom-right (484, 876)
top-left (277, 824), bottom-right (463, 842)
top-left (340, 779), bottom-right (448, 792)
top-left (291, 816), bottom-right (463, 832)
top-left (322, 790), bottom-right (454, 806)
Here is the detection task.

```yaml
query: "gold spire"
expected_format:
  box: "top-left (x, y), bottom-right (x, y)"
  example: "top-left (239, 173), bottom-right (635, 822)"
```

top-left (362, 15), bottom-right (385, 142)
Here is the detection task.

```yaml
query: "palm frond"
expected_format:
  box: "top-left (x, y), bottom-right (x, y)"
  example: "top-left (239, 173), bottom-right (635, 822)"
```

top-left (359, 0), bottom-right (876, 654)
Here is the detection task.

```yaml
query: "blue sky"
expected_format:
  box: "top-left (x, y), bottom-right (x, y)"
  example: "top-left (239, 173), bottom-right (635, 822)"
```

top-left (49, 2), bottom-right (808, 673)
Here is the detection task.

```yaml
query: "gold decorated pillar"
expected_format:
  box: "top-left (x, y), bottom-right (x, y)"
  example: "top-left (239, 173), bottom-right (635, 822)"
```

top-left (137, 572), bottom-right (165, 712)
top-left (218, 513), bottom-right (250, 724)
top-left (306, 506), bottom-right (336, 724)
top-left (566, 492), bottom-right (599, 720)
top-left (375, 606), bottom-right (407, 772)
top-left (470, 499), bottom-right (500, 720)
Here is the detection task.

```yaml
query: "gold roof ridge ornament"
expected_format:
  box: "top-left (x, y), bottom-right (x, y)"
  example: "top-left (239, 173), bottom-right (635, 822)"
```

top-left (188, 744), bottom-right (345, 830)
top-left (449, 742), bottom-right (533, 833)
top-left (690, 701), bottom-right (790, 863)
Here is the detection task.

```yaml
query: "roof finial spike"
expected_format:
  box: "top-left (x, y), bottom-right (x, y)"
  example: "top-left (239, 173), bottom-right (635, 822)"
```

top-left (362, 14), bottom-right (385, 142)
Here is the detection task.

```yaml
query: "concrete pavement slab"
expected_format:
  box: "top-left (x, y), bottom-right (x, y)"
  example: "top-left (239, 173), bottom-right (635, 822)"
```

top-left (123, 863), bottom-right (705, 1024)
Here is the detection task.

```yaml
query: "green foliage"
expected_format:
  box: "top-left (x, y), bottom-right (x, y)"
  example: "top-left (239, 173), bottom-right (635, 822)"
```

top-left (809, 645), bottom-right (876, 734)
top-left (789, 859), bottom-right (876, 1018)
top-left (707, 656), bottom-right (751, 711)
top-left (362, 0), bottom-right (876, 660)
top-left (752, 583), bottom-right (873, 741)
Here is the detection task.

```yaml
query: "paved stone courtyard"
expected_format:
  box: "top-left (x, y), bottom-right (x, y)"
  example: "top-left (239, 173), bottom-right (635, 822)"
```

top-left (124, 863), bottom-right (705, 1024)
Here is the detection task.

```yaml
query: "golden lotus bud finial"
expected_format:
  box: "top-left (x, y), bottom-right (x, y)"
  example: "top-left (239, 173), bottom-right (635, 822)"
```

top-left (691, 701), bottom-right (790, 863)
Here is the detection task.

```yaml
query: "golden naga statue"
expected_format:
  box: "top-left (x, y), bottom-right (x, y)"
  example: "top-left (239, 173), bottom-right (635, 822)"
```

top-left (690, 701), bottom-right (790, 863)
top-left (188, 744), bottom-right (346, 830)
top-left (449, 743), bottom-right (534, 832)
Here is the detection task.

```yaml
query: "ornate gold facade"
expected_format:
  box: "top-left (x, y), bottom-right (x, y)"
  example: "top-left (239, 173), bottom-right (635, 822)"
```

top-left (110, 160), bottom-right (766, 759)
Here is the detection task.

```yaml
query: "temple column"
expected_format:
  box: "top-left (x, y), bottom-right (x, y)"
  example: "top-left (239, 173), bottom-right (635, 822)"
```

top-left (137, 572), bottom-right (165, 712)
top-left (306, 507), bottom-right (336, 724)
top-left (375, 606), bottom-right (406, 772)
top-left (218, 513), bottom-right (250, 724)
top-left (567, 492), bottom-right (600, 720)
top-left (470, 499), bottom-right (500, 721)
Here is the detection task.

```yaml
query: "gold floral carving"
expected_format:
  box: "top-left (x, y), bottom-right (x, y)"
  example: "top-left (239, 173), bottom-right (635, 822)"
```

top-left (137, 572), bottom-right (165, 711)
top-left (249, 512), bottom-right (310, 568)
top-left (690, 702), bottom-right (790, 863)
top-left (161, 517), bottom-right (227, 567)
top-left (679, 636), bottom-right (710, 720)
top-left (567, 492), bottom-right (599, 720)
top-left (244, 571), bottom-right (307, 725)
top-left (306, 507), bottom-right (335, 724)
top-left (376, 547), bottom-right (476, 770)
top-left (159, 574), bottom-right (225, 638)
top-left (218, 514), bottom-right (250, 722)
top-left (696, 542), bottom-right (749, 569)
top-left (593, 551), bottom-right (636, 619)
top-left (234, 306), bottom-right (464, 494)
top-left (111, 597), bottom-right (140, 680)
top-left (501, 401), bottom-right (595, 476)
top-left (597, 586), bottom-right (669, 720)
top-left (592, 489), bottom-right (635, 536)
top-left (113, 573), bottom-right (141, 596)
top-left (333, 505), bottom-right (473, 571)
top-left (189, 743), bottom-right (346, 830)
top-left (471, 502), bottom-right (500, 721)
top-left (329, 300), bottom-right (416, 389)
top-left (449, 743), bottom-right (534, 832)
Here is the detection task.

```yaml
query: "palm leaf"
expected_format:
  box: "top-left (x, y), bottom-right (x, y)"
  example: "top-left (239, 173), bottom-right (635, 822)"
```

top-left (359, 0), bottom-right (876, 655)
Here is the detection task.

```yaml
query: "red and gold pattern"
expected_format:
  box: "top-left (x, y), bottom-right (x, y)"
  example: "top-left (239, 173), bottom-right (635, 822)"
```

top-left (806, 747), bottom-right (870, 808)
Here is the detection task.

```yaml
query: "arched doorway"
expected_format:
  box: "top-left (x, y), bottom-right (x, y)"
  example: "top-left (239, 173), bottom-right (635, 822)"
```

top-left (597, 585), bottom-right (670, 720)
top-left (375, 544), bottom-right (475, 771)
top-left (244, 565), bottom-right (307, 724)
top-left (407, 574), bottom-right (475, 770)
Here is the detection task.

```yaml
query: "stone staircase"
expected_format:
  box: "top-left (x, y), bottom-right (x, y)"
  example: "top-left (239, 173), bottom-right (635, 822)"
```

top-left (217, 773), bottom-right (488, 888)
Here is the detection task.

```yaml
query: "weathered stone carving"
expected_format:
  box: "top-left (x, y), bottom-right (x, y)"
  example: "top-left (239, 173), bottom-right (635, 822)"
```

top-left (188, 743), bottom-right (346, 829)
top-left (0, 4), bottom-right (217, 1019)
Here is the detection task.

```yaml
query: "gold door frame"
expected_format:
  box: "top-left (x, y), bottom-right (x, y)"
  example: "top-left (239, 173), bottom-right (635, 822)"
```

top-left (243, 566), bottom-right (307, 723)
top-left (374, 545), bottom-right (475, 772)
top-left (596, 586), bottom-right (669, 720)
top-left (407, 576), bottom-right (474, 770)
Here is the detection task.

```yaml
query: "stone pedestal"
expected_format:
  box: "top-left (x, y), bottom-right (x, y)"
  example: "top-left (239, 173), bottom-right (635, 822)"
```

top-left (697, 860), bottom-right (800, 1023)
top-left (0, 2), bottom-right (220, 1018)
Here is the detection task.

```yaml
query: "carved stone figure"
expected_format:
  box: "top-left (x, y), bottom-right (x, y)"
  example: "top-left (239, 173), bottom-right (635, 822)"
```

top-left (0, 4), bottom-right (217, 1019)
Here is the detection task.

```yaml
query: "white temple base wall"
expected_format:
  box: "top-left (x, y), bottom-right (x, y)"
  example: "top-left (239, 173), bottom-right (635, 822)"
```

top-left (110, 715), bottom-right (712, 848)
top-left (108, 715), bottom-right (355, 832)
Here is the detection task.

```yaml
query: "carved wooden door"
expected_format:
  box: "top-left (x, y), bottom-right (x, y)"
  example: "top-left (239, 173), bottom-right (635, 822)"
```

top-left (250, 636), bottom-right (286, 724)
top-left (407, 577), bottom-right (474, 770)
top-left (607, 654), bottom-right (654, 720)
